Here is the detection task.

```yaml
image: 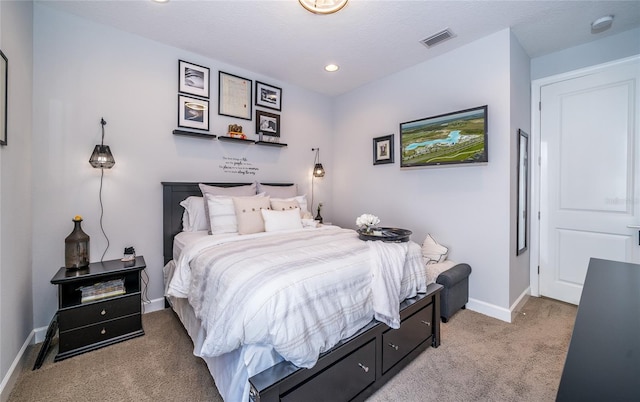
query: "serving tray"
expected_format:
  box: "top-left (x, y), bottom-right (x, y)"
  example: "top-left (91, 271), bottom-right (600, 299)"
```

top-left (357, 227), bottom-right (412, 242)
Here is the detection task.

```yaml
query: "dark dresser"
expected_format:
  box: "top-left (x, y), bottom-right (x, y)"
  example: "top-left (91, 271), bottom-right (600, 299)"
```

top-left (50, 256), bottom-right (146, 361)
top-left (556, 258), bottom-right (640, 401)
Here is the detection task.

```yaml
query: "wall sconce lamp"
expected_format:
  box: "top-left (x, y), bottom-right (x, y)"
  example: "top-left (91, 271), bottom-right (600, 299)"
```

top-left (89, 118), bottom-right (115, 169)
top-left (312, 147), bottom-right (325, 177)
top-left (89, 117), bottom-right (115, 261)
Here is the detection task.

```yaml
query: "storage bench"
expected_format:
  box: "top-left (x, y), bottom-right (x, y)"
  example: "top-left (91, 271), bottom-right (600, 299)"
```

top-left (436, 263), bottom-right (472, 322)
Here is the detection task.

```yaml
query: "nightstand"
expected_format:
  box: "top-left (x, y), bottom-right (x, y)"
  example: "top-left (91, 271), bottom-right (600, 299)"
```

top-left (50, 256), bottom-right (146, 362)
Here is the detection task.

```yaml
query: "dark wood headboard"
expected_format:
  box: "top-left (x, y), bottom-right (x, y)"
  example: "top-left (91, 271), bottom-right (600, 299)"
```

top-left (161, 182), bottom-right (293, 264)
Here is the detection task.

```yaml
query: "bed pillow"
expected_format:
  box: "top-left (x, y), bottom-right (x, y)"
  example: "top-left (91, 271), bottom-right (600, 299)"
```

top-left (233, 196), bottom-right (271, 235)
top-left (205, 193), bottom-right (264, 235)
top-left (261, 208), bottom-right (303, 232)
top-left (422, 234), bottom-right (449, 264)
top-left (271, 195), bottom-right (309, 217)
top-left (179, 196), bottom-right (208, 232)
top-left (257, 183), bottom-right (297, 198)
top-left (199, 183), bottom-right (257, 233)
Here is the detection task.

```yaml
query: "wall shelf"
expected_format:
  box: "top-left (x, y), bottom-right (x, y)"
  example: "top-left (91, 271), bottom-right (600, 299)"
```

top-left (172, 129), bottom-right (216, 139)
top-left (218, 136), bottom-right (255, 144)
top-left (218, 136), bottom-right (288, 147)
top-left (255, 140), bottom-right (287, 147)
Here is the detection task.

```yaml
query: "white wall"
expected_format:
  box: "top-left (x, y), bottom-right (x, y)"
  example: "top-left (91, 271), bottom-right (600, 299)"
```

top-left (531, 27), bottom-right (640, 80)
top-left (331, 30), bottom-right (516, 319)
top-left (31, 4), bottom-right (333, 329)
top-left (508, 31), bottom-right (531, 307)
top-left (0, 0), bottom-right (33, 398)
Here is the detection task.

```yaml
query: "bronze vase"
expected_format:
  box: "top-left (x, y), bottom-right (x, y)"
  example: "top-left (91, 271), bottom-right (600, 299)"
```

top-left (65, 216), bottom-right (90, 269)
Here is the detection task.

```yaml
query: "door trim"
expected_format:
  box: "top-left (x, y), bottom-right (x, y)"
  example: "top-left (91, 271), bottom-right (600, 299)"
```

top-left (530, 54), bottom-right (640, 297)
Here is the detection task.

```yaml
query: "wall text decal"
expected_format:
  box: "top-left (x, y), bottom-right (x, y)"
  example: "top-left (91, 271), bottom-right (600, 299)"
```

top-left (219, 156), bottom-right (259, 175)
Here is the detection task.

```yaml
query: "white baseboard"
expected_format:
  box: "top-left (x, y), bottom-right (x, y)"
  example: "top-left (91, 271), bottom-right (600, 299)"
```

top-left (0, 330), bottom-right (35, 402)
top-left (143, 297), bottom-right (166, 314)
top-left (466, 287), bottom-right (532, 323)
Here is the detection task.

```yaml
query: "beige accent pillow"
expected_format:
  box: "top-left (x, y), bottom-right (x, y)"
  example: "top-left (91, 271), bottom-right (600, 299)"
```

top-left (271, 199), bottom-right (299, 212)
top-left (271, 195), bottom-right (309, 217)
top-left (261, 208), bottom-right (303, 232)
top-left (199, 183), bottom-right (257, 234)
top-left (233, 196), bottom-right (271, 235)
top-left (422, 234), bottom-right (449, 264)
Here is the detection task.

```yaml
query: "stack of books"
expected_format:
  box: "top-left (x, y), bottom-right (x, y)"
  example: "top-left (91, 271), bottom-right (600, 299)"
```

top-left (78, 278), bottom-right (126, 303)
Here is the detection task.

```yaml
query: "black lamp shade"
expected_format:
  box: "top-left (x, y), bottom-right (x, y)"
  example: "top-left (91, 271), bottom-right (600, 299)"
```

top-left (89, 145), bottom-right (115, 169)
top-left (313, 163), bottom-right (325, 177)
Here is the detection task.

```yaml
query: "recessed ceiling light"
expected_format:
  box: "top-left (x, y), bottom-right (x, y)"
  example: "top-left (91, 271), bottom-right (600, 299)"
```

top-left (325, 64), bottom-right (340, 72)
top-left (591, 15), bottom-right (614, 33)
top-left (152, 0), bottom-right (169, 3)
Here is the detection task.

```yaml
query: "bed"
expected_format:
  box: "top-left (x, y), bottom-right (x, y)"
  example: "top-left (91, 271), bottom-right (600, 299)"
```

top-left (161, 182), bottom-right (442, 402)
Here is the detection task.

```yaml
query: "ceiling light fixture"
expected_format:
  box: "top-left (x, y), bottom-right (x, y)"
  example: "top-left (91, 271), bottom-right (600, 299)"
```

top-left (299, 0), bottom-right (348, 15)
top-left (324, 64), bottom-right (340, 72)
top-left (591, 15), bottom-right (614, 34)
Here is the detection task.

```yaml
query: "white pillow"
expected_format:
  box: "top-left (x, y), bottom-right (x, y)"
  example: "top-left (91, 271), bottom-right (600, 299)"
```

top-left (422, 234), bottom-right (449, 264)
top-left (179, 196), bottom-right (208, 232)
top-left (261, 208), bottom-right (303, 232)
top-left (205, 193), bottom-right (265, 235)
top-left (271, 195), bottom-right (309, 216)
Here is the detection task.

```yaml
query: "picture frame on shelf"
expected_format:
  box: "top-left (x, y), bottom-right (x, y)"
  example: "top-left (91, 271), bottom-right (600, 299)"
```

top-left (373, 134), bottom-right (394, 165)
top-left (219, 71), bottom-right (252, 120)
top-left (177, 94), bottom-right (209, 132)
top-left (255, 110), bottom-right (280, 137)
top-left (0, 50), bottom-right (7, 146)
top-left (178, 60), bottom-right (210, 98)
top-left (255, 81), bottom-right (282, 111)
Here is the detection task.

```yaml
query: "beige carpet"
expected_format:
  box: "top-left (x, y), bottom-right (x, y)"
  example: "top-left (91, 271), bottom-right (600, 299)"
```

top-left (9, 296), bottom-right (576, 402)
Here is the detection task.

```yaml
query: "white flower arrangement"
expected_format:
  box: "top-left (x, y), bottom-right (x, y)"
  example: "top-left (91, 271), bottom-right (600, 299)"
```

top-left (356, 213), bottom-right (380, 230)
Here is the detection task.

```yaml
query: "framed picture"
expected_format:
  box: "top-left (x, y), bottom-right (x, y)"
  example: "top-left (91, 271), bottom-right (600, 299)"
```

top-left (178, 60), bottom-right (210, 98)
top-left (255, 81), bottom-right (282, 111)
top-left (516, 129), bottom-right (529, 255)
top-left (0, 50), bottom-right (7, 146)
top-left (255, 110), bottom-right (280, 137)
top-left (177, 94), bottom-right (209, 132)
top-left (219, 71), bottom-right (252, 120)
top-left (373, 134), bottom-right (394, 165)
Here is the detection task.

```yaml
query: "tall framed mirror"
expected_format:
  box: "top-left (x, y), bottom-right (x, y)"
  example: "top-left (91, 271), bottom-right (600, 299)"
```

top-left (517, 129), bottom-right (529, 255)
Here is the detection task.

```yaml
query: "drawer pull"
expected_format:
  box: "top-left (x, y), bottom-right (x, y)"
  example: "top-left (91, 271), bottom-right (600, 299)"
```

top-left (100, 328), bottom-right (106, 335)
top-left (421, 320), bottom-right (431, 326)
top-left (101, 309), bottom-right (107, 316)
top-left (387, 342), bottom-right (399, 351)
top-left (358, 363), bottom-right (369, 373)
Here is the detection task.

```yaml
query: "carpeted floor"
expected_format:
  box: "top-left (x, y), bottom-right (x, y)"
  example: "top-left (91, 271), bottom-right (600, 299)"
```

top-left (8, 296), bottom-right (576, 402)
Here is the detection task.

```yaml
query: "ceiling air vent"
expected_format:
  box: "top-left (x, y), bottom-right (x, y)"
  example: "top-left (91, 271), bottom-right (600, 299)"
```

top-left (420, 29), bottom-right (455, 48)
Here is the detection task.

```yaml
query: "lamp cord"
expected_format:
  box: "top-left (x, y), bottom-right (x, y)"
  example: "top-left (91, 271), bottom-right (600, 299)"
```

top-left (99, 168), bottom-right (110, 262)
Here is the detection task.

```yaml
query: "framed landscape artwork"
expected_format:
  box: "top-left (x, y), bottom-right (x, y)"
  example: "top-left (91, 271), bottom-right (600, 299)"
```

top-left (400, 105), bottom-right (488, 168)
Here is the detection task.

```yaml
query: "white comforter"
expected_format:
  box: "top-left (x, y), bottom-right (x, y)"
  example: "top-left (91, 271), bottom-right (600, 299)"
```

top-left (167, 226), bottom-right (428, 368)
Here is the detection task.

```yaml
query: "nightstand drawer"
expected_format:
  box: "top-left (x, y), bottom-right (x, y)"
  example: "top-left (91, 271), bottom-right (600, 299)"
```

top-left (58, 294), bottom-right (141, 331)
top-left (58, 314), bottom-right (142, 354)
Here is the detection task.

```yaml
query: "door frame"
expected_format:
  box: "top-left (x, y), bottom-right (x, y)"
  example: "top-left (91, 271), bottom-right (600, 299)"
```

top-left (529, 55), bottom-right (640, 297)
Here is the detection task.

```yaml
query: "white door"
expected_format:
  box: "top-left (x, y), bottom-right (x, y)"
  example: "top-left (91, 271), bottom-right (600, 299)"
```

top-left (539, 58), bottom-right (640, 305)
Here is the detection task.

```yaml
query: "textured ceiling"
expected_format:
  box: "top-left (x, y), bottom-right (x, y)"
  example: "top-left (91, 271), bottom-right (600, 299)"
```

top-left (41, 0), bottom-right (640, 96)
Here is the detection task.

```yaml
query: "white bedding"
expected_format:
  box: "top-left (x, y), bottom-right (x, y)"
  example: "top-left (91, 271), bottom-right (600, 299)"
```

top-left (165, 225), bottom-right (431, 401)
